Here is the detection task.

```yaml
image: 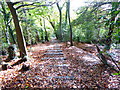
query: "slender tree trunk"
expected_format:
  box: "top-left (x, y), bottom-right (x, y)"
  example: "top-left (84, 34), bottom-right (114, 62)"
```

top-left (104, 3), bottom-right (119, 50)
top-left (4, 24), bottom-right (10, 44)
top-left (41, 29), bottom-right (44, 41)
top-left (56, 3), bottom-right (62, 41)
top-left (1, 2), bottom-right (10, 44)
top-left (67, 0), bottom-right (73, 46)
top-left (6, 1), bottom-right (27, 58)
top-left (39, 18), bottom-right (44, 42)
top-left (43, 19), bottom-right (49, 41)
top-left (65, 2), bottom-right (68, 24)
top-left (1, 2), bottom-right (16, 44)
top-left (22, 7), bottom-right (31, 45)
top-left (105, 20), bottom-right (115, 50)
top-left (8, 25), bottom-right (16, 44)
top-left (47, 16), bottom-right (58, 39)
top-left (49, 21), bottom-right (58, 39)
top-left (36, 30), bottom-right (40, 42)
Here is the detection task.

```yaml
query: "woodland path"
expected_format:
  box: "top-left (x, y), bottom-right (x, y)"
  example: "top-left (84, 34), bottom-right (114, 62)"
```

top-left (0, 39), bottom-right (120, 88)
top-left (42, 40), bottom-right (75, 79)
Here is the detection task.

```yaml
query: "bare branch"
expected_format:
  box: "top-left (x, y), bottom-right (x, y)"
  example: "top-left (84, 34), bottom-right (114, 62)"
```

top-left (7, 18), bottom-right (12, 25)
top-left (18, 5), bottom-right (50, 13)
top-left (0, 10), bottom-right (4, 14)
top-left (13, 2), bottom-right (21, 5)
top-left (91, 2), bottom-right (112, 12)
top-left (16, 1), bottom-right (57, 10)
top-left (17, 2), bottom-right (56, 13)
top-left (16, 3), bottom-right (34, 10)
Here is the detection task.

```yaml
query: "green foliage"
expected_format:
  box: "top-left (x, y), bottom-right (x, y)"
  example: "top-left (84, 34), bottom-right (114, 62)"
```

top-left (0, 0), bottom-right (119, 46)
top-left (71, 7), bottom-right (102, 43)
top-left (0, 43), bottom-right (9, 50)
top-left (71, 2), bottom-right (120, 45)
top-left (112, 72), bottom-right (120, 76)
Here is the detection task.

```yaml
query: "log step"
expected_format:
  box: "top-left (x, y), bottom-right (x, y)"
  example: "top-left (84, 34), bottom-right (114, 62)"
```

top-left (33, 76), bottom-right (74, 80)
top-left (44, 53), bottom-right (63, 55)
top-left (41, 57), bottom-right (66, 60)
top-left (48, 76), bottom-right (75, 80)
top-left (48, 64), bottom-right (69, 67)
top-left (49, 48), bottom-right (61, 50)
top-left (47, 50), bottom-right (62, 52)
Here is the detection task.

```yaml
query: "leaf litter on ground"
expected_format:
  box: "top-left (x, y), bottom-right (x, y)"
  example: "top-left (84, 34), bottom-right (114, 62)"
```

top-left (0, 42), bottom-right (120, 89)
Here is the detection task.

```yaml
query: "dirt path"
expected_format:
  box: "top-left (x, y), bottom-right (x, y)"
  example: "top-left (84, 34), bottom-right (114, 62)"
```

top-left (0, 40), bottom-right (120, 89)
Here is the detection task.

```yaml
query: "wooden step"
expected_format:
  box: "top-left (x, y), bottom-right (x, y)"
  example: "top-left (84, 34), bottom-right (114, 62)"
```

top-left (44, 53), bottom-right (63, 55)
top-left (33, 76), bottom-right (74, 80)
top-left (48, 64), bottom-right (69, 67)
top-left (47, 50), bottom-right (62, 52)
top-left (41, 57), bottom-right (66, 60)
top-left (55, 46), bottom-right (61, 47)
top-left (49, 48), bottom-right (61, 50)
top-left (48, 76), bottom-right (75, 80)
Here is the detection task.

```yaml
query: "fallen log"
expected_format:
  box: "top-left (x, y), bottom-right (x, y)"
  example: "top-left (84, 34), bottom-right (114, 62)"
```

top-left (95, 44), bottom-right (119, 73)
top-left (11, 56), bottom-right (27, 67)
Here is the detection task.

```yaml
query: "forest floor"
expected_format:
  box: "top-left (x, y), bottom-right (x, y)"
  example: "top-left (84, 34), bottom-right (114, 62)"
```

top-left (0, 39), bottom-right (120, 89)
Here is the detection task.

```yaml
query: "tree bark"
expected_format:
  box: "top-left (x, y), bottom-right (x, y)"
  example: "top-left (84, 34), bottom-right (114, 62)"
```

top-left (105, 20), bottom-right (115, 50)
top-left (8, 25), bottom-right (16, 44)
top-left (67, 0), bottom-right (73, 46)
top-left (6, 1), bottom-right (27, 58)
top-left (43, 19), bottom-right (49, 41)
top-left (104, 2), bottom-right (119, 50)
top-left (56, 3), bottom-right (63, 41)
top-left (36, 30), bottom-right (40, 42)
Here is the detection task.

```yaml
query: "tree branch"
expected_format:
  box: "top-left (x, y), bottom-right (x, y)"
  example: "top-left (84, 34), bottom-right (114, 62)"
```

top-left (17, 4), bottom-right (51, 13)
top-left (91, 2), bottom-right (112, 12)
top-left (16, 3), bottom-right (34, 10)
top-left (7, 18), bottom-right (12, 25)
top-left (13, 1), bottom-right (21, 5)
top-left (16, 2), bottom-right (57, 10)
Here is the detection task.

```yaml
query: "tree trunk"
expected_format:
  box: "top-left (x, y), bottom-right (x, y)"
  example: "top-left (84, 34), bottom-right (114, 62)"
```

top-left (47, 16), bottom-right (58, 39)
top-left (104, 3), bottom-right (119, 50)
top-left (8, 25), bottom-right (16, 44)
top-left (105, 20), bottom-right (114, 50)
top-left (67, 0), bottom-right (73, 46)
top-left (65, 2), bottom-right (68, 24)
top-left (49, 21), bottom-right (58, 39)
top-left (36, 30), bottom-right (40, 42)
top-left (1, 2), bottom-right (10, 44)
top-left (43, 19), bottom-right (49, 41)
top-left (6, 1), bottom-right (27, 58)
top-left (56, 3), bottom-right (62, 41)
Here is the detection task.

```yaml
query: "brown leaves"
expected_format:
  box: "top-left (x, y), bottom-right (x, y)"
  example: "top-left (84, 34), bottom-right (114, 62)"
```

top-left (0, 42), bottom-right (120, 88)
